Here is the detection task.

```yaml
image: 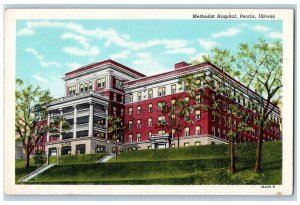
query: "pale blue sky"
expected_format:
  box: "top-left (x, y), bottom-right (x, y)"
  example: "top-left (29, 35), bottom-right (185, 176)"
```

top-left (16, 20), bottom-right (282, 98)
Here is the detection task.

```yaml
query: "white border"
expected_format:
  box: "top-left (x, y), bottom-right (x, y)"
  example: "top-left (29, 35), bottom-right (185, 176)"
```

top-left (3, 9), bottom-right (294, 195)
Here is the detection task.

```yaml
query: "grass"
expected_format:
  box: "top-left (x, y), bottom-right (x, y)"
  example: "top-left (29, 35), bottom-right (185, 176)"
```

top-left (15, 159), bottom-right (37, 182)
top-left (23, 141), bottom-right (282, 185)
top-left (15, 153), bottom-right (106, 183)
top-left (48, 153), bottom-right (106, 165)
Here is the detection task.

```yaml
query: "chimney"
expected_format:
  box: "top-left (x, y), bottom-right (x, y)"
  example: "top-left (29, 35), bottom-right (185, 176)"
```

top-left (175, 61), bottom-right (190, 69)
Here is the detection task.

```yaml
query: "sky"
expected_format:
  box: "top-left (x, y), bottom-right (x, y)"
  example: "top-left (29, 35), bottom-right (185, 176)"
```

top-left (16, 19), bottom-right (282, 98)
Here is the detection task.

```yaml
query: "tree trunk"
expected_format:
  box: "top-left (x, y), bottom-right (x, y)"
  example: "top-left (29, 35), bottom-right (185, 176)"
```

top-left (25, 147), bottom-right (30, 169)
top-left (255, 126), bottom-right (263, 173)
top-left (230, 140), bottom-right (236, 174)
top-left (177, 134), bottom-right (180, 148)
top-left (115, 140), bottom-right (118, 162)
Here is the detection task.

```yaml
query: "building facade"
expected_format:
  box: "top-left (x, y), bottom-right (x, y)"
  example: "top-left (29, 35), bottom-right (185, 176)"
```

top-left (44, 59), bottom-right (281, 156)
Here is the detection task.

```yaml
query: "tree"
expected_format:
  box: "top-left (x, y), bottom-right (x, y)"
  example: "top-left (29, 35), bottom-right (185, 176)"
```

top-left (156, 98), bottom-right (193, 148)
top-left (195, 38), bottom-right (282, 173)
top-left (15, 79), bottom-right (69, 168)
top-left (108, 115), bottom-right (125, 162)
top-left (179, 67), bottom-right (251, 173)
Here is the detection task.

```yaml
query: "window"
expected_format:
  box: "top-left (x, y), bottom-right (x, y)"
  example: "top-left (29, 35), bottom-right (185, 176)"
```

top-left (184, 97), bottom-right (189, 103)
top-left (184, 127), bottom-right (190, 136)
top-left (233, 120), bottom-right (236, 129)
top-left (158, 130), bottom-right (165, 135)
top-left (84, 83), bottom-right (88, 91)
top-left (148, 146), bottom-right (152, 149)
top-left (89, 81), bottom-right (92, 90)
top-left (195, 126), bottom-right (201, 135)
top-left (80, 84), bottom-right (84, 92)
top-left (184, 82), bottom-right (189, 91)
top-left (171, 114), bottom-right (175, 120)
top-left (171, 144), bottom-right (175, 148)
top-left (137, 120), bottom-right (141, 128)
top-left (158, 87), bottom-right (166, 96)
top-left (148, 104), bottom-right (153, 112)
top-left (195, 110), bottom-right (201, 120)
top-left (171, 129), bottom-right (176, 138)
top-left (137, 92), bottom-right (142, 101)
top-left (217, 128), bottom-right (221, 138)
top-left (171, 99), bottom-right (176, 106)
top-left (184, 142), bottom-right (189, 147)
top-left (196, 95), bottom-right (201, 103)
top-left (158, 116), bottom-right (166, 124)
top-left (212, 112), bottom-right (216, 122)
top-left (148, 89), bottom-right (153, 99)
top-left (115, 79), bottom-right (123, 90)
top-left (129, 94), bottom-right (133, 102)
top-left (222, 131), bottom-right (227, 140)
top-left (171, 84), bottom-right (176, 94)
top-left (212, 126), bottom-right (215, 136)
top-left (128, 107), bottom-right (133, 115)
top-left (97, 78), bottom-right (106, 88)
top-left (137, 133), bottom-right (141, 142)
top-left (113, 107), bottom-right (117, 116)
top-left (113, 93), bottom-right (117, 101)
top-left (158, 101), bottom-right (166, 110)
top-left (121, 96), bottom-right (124, 103)
top-left (137, 106), bottom-right (142, 114)
top-left (148, 118), bottom-right (152, 127)
top-left (148, 132), bottom-right (152, 139)
top-left (195, 142), bottom-right (201, 146)
top-left (120, 109), bottom-right (124, 117)
top-left (223, 116), bottom-right (227, 126)
top-left (128, 134), bottom-right (132, 142)
top-left (129, 121), bottom-right (133, 129)
top-left (69, 86), bottom-right (76, 95)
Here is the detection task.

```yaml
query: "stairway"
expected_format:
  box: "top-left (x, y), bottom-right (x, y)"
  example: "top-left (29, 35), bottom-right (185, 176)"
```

top-left (97, 153), bottom-right (116, 163)
top-left (19, 164), bottom-right (55, 182)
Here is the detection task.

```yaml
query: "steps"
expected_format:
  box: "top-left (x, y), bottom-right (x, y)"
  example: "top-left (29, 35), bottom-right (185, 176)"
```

top-left (97, 153), bottom-right (116, 163)
top-left (19, 164), bottom-right (55, 182)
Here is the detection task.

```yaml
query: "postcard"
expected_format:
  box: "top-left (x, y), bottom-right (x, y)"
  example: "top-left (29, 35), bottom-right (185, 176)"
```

top-left (4, 8), bottom-right (294, 195)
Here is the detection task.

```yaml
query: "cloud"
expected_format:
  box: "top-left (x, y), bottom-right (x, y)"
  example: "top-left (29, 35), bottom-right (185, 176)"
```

top-left (25, 48), bottom-right (61, 67)
top-left (16, 28), bottom-right (35, 36)
top-left (132, 53), bottom-right (170, 76)
top-left (61, 32), bottom-right (100, 57)
top-left (32, 73), bottom-right (49, 82)
top-left (268, 32), bottom-right (282, 39)
top-left (198, 39), bottom-right (217, 50)
top-left (65, 63), bottom-right (83, 70)
top-left (61, 32), bottom-right (90, 49)
top-left (211, 27), bottom-right (242, 38)
top-left (19, 21), bottom-right (194, 56)
top-left (63, 46), bottom-right (100, 57)
top-left (252, 24), bottom-right (272, 32)
top-left (110, 51), bottom-right (130, 60)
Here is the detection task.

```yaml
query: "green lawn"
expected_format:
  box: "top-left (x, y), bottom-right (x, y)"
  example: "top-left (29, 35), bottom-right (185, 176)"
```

top-left (48, 153), bottom-right (106, 165)
top-left (15, 159), bottom-right (37, 182)
top-left (24, 141), bottom-right (282, 185)
top-left (16, 153), bottom-right (106, 182)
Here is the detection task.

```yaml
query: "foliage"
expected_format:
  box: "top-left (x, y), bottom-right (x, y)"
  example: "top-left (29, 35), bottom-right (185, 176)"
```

top-left (33, 150), bottom-right (46, 167)
top-left (107, 115), bottom-right (125, 141)
top-left (15, 78), bottom-right (69, 168)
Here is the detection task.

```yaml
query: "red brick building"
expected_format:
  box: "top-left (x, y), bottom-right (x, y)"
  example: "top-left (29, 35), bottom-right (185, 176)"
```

top-left (43, 59), bottom-right (281, 155)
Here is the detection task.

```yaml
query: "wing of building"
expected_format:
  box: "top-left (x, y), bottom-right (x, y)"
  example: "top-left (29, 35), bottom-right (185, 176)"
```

top-left (42, 59), bottom-right (281, 156)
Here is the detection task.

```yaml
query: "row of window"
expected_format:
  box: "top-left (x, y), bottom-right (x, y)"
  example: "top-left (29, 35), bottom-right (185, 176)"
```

top-left (128, 112), bottom-right (201, 129)
top-left (127, 126), bottom-right (201, 142)
top-left (128, 84), bottom-right (179, 102)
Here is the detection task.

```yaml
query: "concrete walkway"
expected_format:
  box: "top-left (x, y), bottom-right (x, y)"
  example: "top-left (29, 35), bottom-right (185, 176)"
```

top-left (19, 164), bottom-right (55, 182)
top-left (97, 153), bottom-right (116, 163)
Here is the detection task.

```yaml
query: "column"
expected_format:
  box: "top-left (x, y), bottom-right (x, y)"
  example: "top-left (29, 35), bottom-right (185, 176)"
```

top-left (73, 105), bottom-right (77, 139)
top-left (105, 108), bottom-right (109, 139)
top-left (88, 102), bottom-right (94, 137)
top-left (47, 113), bottom-right (50, 142)
top-left (59, 108), bottom-right (63, 140)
